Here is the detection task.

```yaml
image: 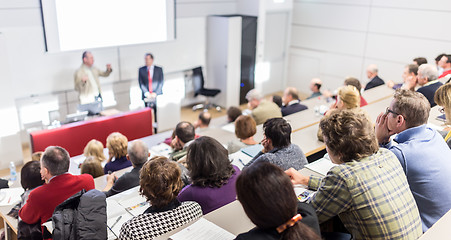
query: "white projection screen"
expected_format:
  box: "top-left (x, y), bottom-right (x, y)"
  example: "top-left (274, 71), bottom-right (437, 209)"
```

top-left (40, 0), bottom-right (175, 52)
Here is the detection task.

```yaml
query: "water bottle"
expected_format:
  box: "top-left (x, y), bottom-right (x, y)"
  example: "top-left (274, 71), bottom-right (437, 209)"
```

top-left (9, 162), bottom-right (17, 181)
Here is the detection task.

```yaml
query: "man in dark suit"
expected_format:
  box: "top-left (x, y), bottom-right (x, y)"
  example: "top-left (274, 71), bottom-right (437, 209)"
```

top-left (103, 140), bottom-right (149, 197)
top-left (281, 87), bottom-right (307, 117)
top-left (139, 53), bottom-right (164, 132)
top-left (416, 64), bottom-right (442, 107)
top-left (364, 64), bottom-right (385, 90)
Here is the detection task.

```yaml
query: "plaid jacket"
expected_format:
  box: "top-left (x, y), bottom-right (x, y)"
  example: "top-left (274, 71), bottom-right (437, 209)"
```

top-left (308, 148), bottom-right (422, 240)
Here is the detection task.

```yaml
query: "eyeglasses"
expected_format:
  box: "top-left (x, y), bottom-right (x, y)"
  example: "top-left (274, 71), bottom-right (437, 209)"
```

top-left (439, 107), bottom-right (445, 114)
top-left (386, 107), bottom-right (400, 116)
top-left (386, 107), bottom-right (406, 120)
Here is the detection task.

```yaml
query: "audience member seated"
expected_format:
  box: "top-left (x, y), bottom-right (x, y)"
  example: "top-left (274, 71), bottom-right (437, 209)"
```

top-left (19, 146), bottom-right (95, 233)
top-left (375, 89), bottom-right (451, 231)
top-left (307, 78), bottom-right (322, 99)
top-left (169, 121), bottom-right (196, 161)
top-left (318, 85), bottom-right (369, 141)
top-left (80, 156), bottom-right (104, 178)
top-left (416, 64), bottom-right (443, 107)
top-left (227, 115), bottom-right (258, 154)
top-left (235, 161), bottom-right (320, 240)
top-left (413, 57), bottom-right (427, 66)
top-left (103, 140), bottom-right (149, 197)
top-left (438, 54), bottom-right (451, 80)
top-left (31, 151), bottom-right (43, 161)
top-left (287, 110), bottom-right (423, 239)
top-left (364, 64), bottom-right (384, 90)
top-left (271, 95), bottom-right (283, 108)
top-left (386, 64), bottom-right (418, 91)
top-left (178, 136), bottom-right (241, 214)
top-left (281, 87), bottom-right (307, 116)
top-left (194, 111), bottom-right (211, 133)
top-left (104, 132), bottom-right (132, 174)
top-left (226, 106), bottom-right (242, 123)
top-left (119, 157), bottom-right (202, 239)
top-left (344, 77), bottom-right (368, 106)
top-left (8, 161), bottom-right (45, 219)
top-left (435, 53), bottom-right (446, 75)
top-left (245, 89), bottom-right (282, 125)
top-left (84, 139), bottom-right (106, 163)
top-left (434, 84), bottom-right (451, 148)
top-left (245, 118), bottom-right (307, 170)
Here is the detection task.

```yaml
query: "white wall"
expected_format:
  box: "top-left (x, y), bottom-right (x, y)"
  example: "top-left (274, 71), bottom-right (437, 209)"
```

top-left (287, 0), bottom-right (451, 95)
top-left (0, 0), bottom-right (238, 167)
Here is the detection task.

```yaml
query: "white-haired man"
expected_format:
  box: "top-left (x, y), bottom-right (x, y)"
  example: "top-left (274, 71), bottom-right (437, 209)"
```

top-left (416, 64), bottom-right (443, 107)
top-left (245, 89), bottom-right (281, 125)
top-left (364, 64), bottom-right (384, 90)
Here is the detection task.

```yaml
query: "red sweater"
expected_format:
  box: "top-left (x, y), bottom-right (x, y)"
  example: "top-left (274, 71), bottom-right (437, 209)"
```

top-left (19, 173), bottom-right (95, 225)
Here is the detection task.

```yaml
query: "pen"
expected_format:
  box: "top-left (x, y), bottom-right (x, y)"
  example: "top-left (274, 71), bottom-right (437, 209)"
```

top-left (110, 215), bottom-right (122, 229)
top-left (7, 196), bottom-right (11, 204)
top-left (238, 159), bottom-right (245, 166)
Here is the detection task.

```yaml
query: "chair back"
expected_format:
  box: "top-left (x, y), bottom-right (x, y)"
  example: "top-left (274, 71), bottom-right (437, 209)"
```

top-left (192, 67), bottom-right (205, 97)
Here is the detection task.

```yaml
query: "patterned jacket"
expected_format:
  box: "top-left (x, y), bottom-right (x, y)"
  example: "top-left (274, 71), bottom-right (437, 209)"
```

top-left (119, 201), bottom-right (202, 239)
top-left (308, 148), bottom-right (422, 239)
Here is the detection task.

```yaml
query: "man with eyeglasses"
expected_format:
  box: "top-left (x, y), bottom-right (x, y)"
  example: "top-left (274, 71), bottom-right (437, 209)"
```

top-left (375, 89), bottom-right (451, 232)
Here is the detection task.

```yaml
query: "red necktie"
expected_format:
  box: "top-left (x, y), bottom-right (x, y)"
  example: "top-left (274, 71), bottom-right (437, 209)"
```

top-left (148, 68), bottom-right (153, 93)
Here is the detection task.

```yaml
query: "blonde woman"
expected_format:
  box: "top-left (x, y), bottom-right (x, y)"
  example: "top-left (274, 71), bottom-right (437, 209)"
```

top-left (434, 83), bottom-right (451, 148)
top-left (104, 132), bottom-right (131, 174)
top-left (318, 85), bottom-right (369, 141)
top-left (83, 139), bottom-right (106, 163)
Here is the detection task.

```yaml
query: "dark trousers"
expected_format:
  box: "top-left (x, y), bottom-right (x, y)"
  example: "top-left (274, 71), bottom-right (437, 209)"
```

top-left (145, 99), bottom-right (157, 133)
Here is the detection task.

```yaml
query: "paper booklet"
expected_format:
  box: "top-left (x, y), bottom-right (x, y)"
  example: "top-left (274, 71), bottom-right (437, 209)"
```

top-left (305, 157), bottom-right (337, 176)
top-left (169, 218), bottom-right (236, 240)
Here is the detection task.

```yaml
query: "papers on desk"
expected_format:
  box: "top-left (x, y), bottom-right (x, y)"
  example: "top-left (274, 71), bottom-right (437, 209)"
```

top-left (106, 194), bottom-right (149, 239)
top-left (0, 187), bottom-right (24, 206)
top-left (305, 157), bottom-right (337, 176)
top-left (150, 143), bottom-right (172, 158)
top-left (240, 144), bottom-right (263, 158)
top-left (229, 151), bottom-right (253, 169)
top-left (169, 218), bottom-right (236, 240)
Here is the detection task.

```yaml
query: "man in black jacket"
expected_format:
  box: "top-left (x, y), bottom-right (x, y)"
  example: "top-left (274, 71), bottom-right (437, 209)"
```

top-left (364, 64), bottom-right (385, 90)
top-left (103, 140), bottom-right (149, 197)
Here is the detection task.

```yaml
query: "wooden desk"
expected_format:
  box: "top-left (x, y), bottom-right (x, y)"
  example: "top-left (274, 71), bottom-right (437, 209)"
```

top-left (0, 206), bottom-right (17, 240)
top-left (94, 166), bottom-right (133, 191)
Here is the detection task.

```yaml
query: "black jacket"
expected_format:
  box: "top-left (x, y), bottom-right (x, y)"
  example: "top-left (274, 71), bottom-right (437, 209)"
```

top-left (235, 202), bottom-right (321, 240)
top-left (105, 165), bottom-right (142, 198)
top-left (52, 189), bottom-right (107, 240)
top-left (364, 75), bottom-right (384, 90)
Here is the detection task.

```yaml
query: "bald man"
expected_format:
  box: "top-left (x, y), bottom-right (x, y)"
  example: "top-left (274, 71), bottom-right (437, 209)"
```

top-left (364, 64), bottom-right (384, 90)
top-left (281, 87), bottom-right (307, 116)
top-left (307, 78), bottom-right (322, 99)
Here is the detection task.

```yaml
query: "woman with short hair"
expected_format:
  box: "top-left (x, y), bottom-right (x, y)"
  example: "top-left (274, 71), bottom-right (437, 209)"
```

top-left (178, 136), bottom-right (240, 214)
top-left (119, 157), bottom-right (202, 239)
top-left (227, 115), bottom-right (258, 154)
top-left (80, 156), bottom-right (104, 178)
top-left (287, 110), bottom-right (423, 239)
top-left (104, 132), bottom-right (131, 174)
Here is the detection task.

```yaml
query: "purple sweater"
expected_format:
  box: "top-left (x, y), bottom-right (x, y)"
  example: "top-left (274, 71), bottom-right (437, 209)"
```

top-left (177, 165), bottom-right (241, 214)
